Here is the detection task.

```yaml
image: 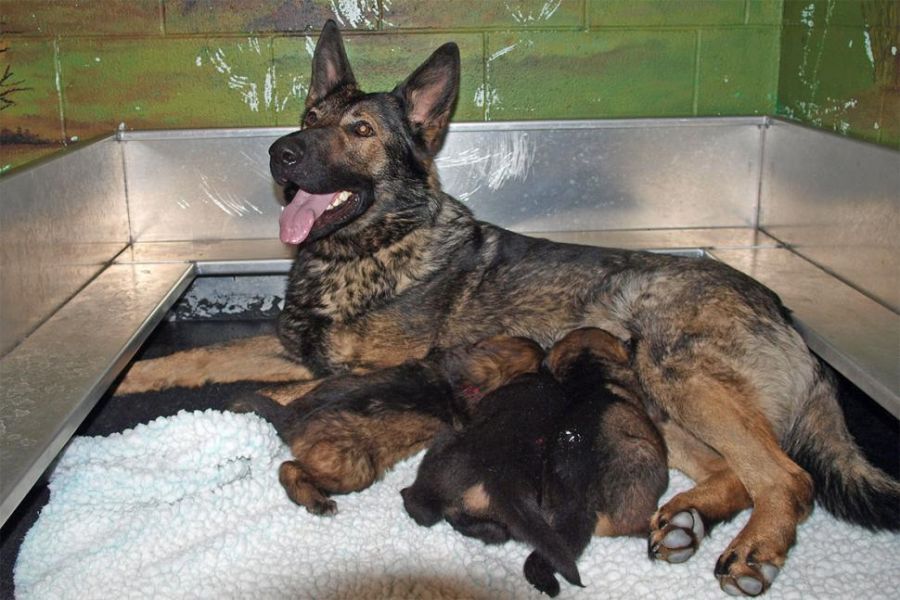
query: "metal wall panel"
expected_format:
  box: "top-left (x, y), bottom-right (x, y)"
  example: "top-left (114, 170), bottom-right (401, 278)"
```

top-left (760, 120), bottom-right (900, 313)
top-left (0, 137), bottom-right (129, 356)
top-left (441, 120), bottom-right (764, 232)
top-left (122, 118), bottom-right (764, 242)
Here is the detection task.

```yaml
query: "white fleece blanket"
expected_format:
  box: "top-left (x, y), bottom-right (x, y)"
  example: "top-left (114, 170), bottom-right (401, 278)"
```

top-left (15, 410), bottom-right (900, 599)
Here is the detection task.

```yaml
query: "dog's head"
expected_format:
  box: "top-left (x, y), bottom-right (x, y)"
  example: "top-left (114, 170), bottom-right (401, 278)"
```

top-left (270, 20), bottom-right (460, 247)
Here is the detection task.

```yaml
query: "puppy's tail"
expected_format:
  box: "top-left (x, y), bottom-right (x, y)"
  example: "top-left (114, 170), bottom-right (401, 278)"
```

top-left (229, 395), bottom-right (292, 442)
top-left (783, 364), bottom-right (900, 531)
top-left (500, 495), bottom-right (583, 588)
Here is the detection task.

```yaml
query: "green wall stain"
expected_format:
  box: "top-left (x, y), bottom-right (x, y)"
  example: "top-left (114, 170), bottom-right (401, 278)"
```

top-left (384, 0), bottom-right (583, 29)
top-left (165, 0), bottom-right (372, 34)
top-left (698, 27), bottom-right (781, 115)
top-left (589, 0), bottom-right (746, 27)
top-left (777, 0), bottom-right (898, 146)
top-left (59, 37), bottom-right (277, 141)
top-left (486, 30), bottom-right (696, 119)
top-left (0, 0), bottom-right (163, 36)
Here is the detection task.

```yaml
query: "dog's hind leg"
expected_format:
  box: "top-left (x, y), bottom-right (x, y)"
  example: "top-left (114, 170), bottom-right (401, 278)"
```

top-left (649, 421), bottom-right (752, 563)
top-left (115, 335), bottom-right (313, 394)
top-left (641, 366), bottom-right (813, 597)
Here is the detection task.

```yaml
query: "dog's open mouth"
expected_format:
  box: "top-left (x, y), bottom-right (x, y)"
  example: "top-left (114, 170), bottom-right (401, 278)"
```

top-left (279, 188), bottom-right (361, 245)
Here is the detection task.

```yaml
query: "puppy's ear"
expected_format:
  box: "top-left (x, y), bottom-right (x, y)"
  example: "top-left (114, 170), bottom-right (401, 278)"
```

top-left (392, 42), bottom-right (460, 155)
top-left (307, 19), bottom-right (357, 108)
top-left (401, 486), bottom-right (443, 527)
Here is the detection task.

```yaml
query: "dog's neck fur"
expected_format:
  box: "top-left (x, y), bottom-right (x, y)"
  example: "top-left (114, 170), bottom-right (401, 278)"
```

top-left (287, 191), bottom-right (476, 315)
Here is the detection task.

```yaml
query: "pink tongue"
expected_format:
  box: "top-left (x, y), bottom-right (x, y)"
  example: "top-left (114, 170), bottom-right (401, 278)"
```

top-left (279, 189), bottom-right (340, 245)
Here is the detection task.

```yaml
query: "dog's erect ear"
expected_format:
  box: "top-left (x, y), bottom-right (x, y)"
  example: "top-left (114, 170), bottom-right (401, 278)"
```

top-left (307, 19), bottom-right (356, 108)
top-left (392, 42), bottom-right (460, 155)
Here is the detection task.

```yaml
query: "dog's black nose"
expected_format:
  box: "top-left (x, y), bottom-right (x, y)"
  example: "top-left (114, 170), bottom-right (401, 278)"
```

top-left (269, 137), bottom-right (303, 168)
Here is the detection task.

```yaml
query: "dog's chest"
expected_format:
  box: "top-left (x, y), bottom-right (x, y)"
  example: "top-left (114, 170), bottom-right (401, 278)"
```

top-left (295, 253), bottom-right (420, 321)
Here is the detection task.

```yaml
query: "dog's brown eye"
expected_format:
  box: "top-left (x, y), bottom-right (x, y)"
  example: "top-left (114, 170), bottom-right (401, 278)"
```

top-left (354, 122), bottom-right (374, 137)
top-left (304, 111), bottom-right (318, 127)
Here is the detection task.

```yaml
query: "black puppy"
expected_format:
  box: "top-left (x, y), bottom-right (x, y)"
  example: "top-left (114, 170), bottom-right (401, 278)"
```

top-left (523, 328), bottom-right (669, 596)
top-left (400, 369), bottom-right (584, 590)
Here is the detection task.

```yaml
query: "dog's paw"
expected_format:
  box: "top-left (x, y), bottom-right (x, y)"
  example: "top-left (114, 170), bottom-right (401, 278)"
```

top-left (714, 548), bottom-right (781, 597)
top-left (649, 508), bottom-right (705, 564)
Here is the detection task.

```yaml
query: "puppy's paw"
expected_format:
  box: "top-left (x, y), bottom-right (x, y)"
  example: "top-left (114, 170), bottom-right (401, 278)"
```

top-left (649, 508), bottom-right (705, 564)
top-left (524, 552), bottom-right (560, 598)
top-left (307, 497), bottom-right (338, 517)
top-left (279, 460), bottom-right (337, 517)
top-left (714, 546), bottom-right (781, 596)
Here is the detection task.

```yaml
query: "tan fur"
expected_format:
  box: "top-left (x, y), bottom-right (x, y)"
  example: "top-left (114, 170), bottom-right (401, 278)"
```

top-left (115, 335), bottom-right (309, 394)
top-left (462, 483), bottom-right (491, 515)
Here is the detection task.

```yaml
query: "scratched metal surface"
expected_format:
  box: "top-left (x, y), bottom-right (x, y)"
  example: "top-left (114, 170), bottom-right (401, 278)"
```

top-left (710, 247), bottom-right (900, 419)
top-left (0, 137), bottom-right (129, 357)
top-left (0, 262), bottom-right (195, 525)
top-left (759, 120), bottom-right (900, 313)
top-left (121, 118), bottom-right (765, 242)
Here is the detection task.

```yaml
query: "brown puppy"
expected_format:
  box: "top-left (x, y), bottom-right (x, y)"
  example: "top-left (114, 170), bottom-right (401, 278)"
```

top-left (234, 335), bottom-right (543, 515)
top-left (400, 368), bottom-right (584, 591)
top-left (523, 328), bottom-right (669, 596)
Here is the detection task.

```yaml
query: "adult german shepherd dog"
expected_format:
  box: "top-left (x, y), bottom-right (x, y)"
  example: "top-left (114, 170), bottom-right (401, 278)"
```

top-left (119, 20), bottom-right (899, 596)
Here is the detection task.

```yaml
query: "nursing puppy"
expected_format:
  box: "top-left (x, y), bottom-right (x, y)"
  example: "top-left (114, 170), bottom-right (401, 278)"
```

top-left (234, 335), bottom-right (543, 515)
top-left (400, 369), bottom-right (584, 590)
top-left (523, 328), bottom-right (669, 596)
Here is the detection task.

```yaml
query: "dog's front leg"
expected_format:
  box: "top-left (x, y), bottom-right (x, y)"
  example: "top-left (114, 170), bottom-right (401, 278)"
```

top-left (115, 334), bottom-right (314, 394)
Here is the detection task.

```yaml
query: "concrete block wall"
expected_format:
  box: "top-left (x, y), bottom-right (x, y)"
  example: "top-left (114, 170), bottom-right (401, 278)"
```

top-left (0, 1), bottom-right (896, 174)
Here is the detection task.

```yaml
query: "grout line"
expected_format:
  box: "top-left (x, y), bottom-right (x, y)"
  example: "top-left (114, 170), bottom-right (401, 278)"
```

top-left (692, 29), bottom-right (701, 115)
top-left (481, 31), bottom-right (488, 122)
top-left (52, 37), bottom-right (67, 145)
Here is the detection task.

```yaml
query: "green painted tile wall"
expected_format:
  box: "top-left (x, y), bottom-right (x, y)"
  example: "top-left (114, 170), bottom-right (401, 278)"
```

top-left (1, 0), bottom-right (895, 175)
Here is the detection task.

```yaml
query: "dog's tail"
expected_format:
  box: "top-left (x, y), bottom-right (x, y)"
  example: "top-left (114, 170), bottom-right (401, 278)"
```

top-left (783, 364), bottom-right (900, 531)
top-left (498, 494), bottom-right (583, 588)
